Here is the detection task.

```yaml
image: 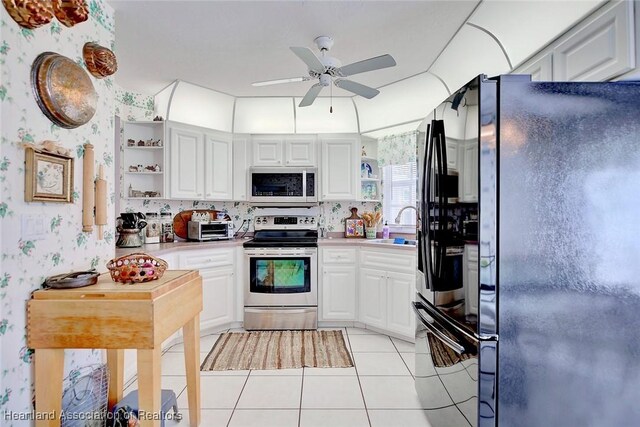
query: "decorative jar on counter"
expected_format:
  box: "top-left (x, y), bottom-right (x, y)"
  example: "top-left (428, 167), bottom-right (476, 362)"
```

top-left (145, 212), bottom-right (160, 244)
top-left (160, 212), bottom-right (174, 243)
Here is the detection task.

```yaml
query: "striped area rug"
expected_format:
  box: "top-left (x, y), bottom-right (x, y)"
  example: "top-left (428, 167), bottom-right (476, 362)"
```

top-left (200, 330), bottom-right (354, 371)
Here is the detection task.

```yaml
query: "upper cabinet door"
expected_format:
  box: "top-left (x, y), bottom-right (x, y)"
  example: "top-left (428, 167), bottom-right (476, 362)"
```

top-left (284, 136), bottom-right (317, 166)
top-left (252, 137), bottom-right (283, 166)
top-left (321, 137), bottom-right (358, 200)
top-left (461, 142), bottom-right (478, 203)
top-left (515, 51), bottom-right (553, 81)
top-left (552, 1), bottom-right (634, 82)
top-left (169, 126), bottom-right (204, 199)
top-left (233, 135), bottom-right (249, 201)
top-left (204, 133), bottom-right (233, 200)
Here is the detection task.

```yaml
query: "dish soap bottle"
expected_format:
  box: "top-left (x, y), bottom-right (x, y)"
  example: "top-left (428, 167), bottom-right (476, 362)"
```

top-left (382, 221), bottom-right (390, 239)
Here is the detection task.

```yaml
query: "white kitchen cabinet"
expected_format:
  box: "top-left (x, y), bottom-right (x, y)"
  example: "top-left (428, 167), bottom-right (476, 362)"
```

top-left (252, 135), bottom-right (317, 167)
top-left (552, 1), bottom-right (635, 82)
top-left (514, 51), bottom-right (553, 81)
top-left (199, 266), bottom-right (235, 331)
top-left (321, 265), bottom-right (357, 321)
top-left (359, 267), bottom-right (387, 329)
top-left (204, 133), bottom-right (233, 200)
top-left (169, 125), bottom-right (204, 199)
top-left (233, 135), bottom-right (249, 201)
top-left (464, 244), bottom-right (479, 316)
top-left (167, 122), bottom-right (233, 200)
top-left (321, 136), bottom-right (359, 200)
top-left (284, 136), bottom-right (317, 166)
top-left (252, 137), bottom-right (283, 166)
top-left (320, 248), bottom-right (357, 321)
top-left (359, 249), bottom-right (416, 339)
top-left (180, 247), bottom-right (236, 331)
top-left (460, 141), bottom-right (478, 203)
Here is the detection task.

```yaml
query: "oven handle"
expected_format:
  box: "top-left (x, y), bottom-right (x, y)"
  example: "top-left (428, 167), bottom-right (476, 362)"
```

top-left (245, 251), bottom-right (317, 257)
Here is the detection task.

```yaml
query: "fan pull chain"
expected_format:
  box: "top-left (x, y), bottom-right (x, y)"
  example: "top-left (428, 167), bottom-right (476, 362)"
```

top-left (330, 81), bottom-right (333, 113)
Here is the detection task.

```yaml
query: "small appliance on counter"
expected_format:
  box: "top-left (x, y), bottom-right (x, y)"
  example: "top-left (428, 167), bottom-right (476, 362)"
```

top-left (187, 219), bottom-right (234, 241)
top-left (116, 212), bottom-right (147, 248)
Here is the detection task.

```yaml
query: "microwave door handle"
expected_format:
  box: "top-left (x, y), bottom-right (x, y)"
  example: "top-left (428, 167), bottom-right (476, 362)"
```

top-left (302, 170), bottom-right (307, 200)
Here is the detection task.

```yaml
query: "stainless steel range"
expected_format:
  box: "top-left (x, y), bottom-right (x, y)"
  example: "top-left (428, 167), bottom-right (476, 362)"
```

top-left (243, 208), bottom-right (318, 330)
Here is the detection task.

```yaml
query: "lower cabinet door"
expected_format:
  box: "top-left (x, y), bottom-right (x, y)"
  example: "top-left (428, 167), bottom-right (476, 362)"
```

top-left (386, 271), bottom-right (416, 338)
top-left (200, 266), bottom-right (235, 331)
top-left (359, 267), bottom-right (387, 329)
top-left (321, 265), bottom-right (357, 321)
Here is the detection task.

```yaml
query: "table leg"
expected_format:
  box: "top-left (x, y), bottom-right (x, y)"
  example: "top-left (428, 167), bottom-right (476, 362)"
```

top-left (106, 349), bottom-right (124, 409)
top-left (34, 349), bottom-right (64, 427)
top-left (183, 314), bottom-right (201, 427)
top-left (137, 348), bottom-right (162, 427)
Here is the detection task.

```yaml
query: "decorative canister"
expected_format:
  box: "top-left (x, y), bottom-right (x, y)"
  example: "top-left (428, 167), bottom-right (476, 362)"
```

top-left (160, 212), bottom-right (174, 243)
top-left (145, 212), bottom-right (160, 244)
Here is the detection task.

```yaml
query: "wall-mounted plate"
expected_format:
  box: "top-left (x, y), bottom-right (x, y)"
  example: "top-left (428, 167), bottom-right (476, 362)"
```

top-left (31, 52), bottom-right (97, 129)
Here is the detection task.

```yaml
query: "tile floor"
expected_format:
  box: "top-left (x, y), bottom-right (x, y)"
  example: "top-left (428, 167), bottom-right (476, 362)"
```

top-left (124, 327), bottom-right (436, 427)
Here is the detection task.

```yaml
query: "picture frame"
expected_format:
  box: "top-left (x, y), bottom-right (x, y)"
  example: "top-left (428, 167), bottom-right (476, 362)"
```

top-left (24, 147), bottom-right (74, 203)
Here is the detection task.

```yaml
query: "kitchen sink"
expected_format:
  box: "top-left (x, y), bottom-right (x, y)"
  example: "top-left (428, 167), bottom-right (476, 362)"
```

top-left (367, 238), bottom-right (417, 246)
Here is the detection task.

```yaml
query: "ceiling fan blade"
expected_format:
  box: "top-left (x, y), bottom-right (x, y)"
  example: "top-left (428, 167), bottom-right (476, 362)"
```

top-left (337, 54), bottom-right (396, 77)
top-left (299, 84), bottom-right (323, 107)
top-left (290, 47), bottom-right (325, 73)
top-left (252, 77), bottom-right (310, 87)
top-left (334, 79), bottom-right (380, 99)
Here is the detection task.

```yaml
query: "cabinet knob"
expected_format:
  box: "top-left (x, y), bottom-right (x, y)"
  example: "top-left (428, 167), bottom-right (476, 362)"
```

top-left (286, 160), bottom-right (290, 164)
top-left (206, 193), bottom-right (211, 197)
top-left (197, 193), bottom-right (203, 196)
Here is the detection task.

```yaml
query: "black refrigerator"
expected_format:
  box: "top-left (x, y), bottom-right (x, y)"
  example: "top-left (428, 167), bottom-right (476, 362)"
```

top-left (414, 74), bottom-right (640, 427)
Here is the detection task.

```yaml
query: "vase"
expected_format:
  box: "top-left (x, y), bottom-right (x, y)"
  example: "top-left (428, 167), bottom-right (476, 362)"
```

top-left (366, 227), bottom-right (377, 239)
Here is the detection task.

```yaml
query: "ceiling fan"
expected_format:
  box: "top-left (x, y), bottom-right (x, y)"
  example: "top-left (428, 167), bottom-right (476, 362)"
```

top-left (252, 36), bottom-right (397, 108)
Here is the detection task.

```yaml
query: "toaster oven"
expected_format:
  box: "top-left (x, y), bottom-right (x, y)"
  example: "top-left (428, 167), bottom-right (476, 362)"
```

top-left (187, 220), bottom-right (234, 241)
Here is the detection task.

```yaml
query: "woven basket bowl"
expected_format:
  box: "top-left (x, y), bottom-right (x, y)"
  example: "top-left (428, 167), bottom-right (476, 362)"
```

top-left (106, 253), bottom-right (167, 284)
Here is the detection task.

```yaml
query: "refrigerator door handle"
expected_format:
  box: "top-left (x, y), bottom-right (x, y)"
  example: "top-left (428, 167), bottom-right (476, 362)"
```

top-left (413, 302), bottom-right (466, 354)
top-left (424, 123), bottom-right (436, 284)
top-left (420, 298), bottom-right (498, 342)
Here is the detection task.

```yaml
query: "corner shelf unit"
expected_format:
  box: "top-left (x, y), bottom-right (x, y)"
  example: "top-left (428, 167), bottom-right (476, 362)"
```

top-left (123, 121), bottom-right (166, 199)
top-left (359, 139), bottom-right (381, 202)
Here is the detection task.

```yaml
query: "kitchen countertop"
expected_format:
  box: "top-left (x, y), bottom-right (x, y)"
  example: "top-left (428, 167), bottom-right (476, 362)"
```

top-left (115, 234), bottom-right (417, 257)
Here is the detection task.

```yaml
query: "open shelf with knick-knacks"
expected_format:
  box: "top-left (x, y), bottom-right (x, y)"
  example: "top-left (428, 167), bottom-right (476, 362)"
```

top-left (123, 121), bottom-right (165, 199)
top-left (359, 136), bottom-right (381, 202)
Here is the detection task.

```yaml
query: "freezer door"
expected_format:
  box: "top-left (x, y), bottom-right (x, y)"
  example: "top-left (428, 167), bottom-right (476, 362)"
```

top-left (497, 77), bottom-right (640, 425)
top-left (413, 299), bottom-right (478, 426)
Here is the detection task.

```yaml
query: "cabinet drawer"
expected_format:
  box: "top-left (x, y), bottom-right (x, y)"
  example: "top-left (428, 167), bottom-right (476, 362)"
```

top-left (360, 250), bottom-right (416, 273)
top-left (179, 248), bottom-right (234, 269)
top-left (322, 248), bottom-right (357, 264)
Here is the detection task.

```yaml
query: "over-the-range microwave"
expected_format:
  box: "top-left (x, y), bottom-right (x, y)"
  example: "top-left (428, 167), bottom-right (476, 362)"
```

top-left (249, 167), bottom-right (317, 204)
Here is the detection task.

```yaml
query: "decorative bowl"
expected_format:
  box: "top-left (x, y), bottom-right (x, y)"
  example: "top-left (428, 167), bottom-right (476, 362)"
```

top-left (106, 253), bottom-right (167, 284)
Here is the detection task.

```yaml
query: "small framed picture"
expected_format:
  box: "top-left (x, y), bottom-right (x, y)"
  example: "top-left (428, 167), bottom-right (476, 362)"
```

top-left (24, 147), bottom-right (74, 203)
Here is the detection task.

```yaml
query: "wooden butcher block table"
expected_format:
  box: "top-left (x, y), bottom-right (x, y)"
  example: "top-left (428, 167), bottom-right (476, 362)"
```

top-left (27, 270), bottom-right (203, 427)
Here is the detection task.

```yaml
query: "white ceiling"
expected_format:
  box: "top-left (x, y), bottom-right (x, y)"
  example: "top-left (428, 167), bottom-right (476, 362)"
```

top-left (108, 0), bottom-right (480, 96)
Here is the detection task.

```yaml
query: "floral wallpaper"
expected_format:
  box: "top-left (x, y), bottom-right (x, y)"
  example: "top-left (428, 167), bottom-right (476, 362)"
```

top-left (378, 131), bottom-right (417, 167)
top-left (115, 87), bottom-right (154, 121)
top-left (0, 1), bottom-right (115, 422)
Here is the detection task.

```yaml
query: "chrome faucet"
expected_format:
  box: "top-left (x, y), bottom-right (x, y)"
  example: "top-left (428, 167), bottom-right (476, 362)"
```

top-left (395, 205), bottom-right (419, 224)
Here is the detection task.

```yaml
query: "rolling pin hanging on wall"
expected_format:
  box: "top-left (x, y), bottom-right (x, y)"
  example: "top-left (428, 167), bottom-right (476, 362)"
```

top-left (95, 164), bottom-right (107, 240)
top-left (82, 143), bottom-right (94, 232)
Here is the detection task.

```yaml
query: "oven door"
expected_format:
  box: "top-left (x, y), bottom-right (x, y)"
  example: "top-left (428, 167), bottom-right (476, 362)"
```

top-left (244, 248), bottom-right (317, 307)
